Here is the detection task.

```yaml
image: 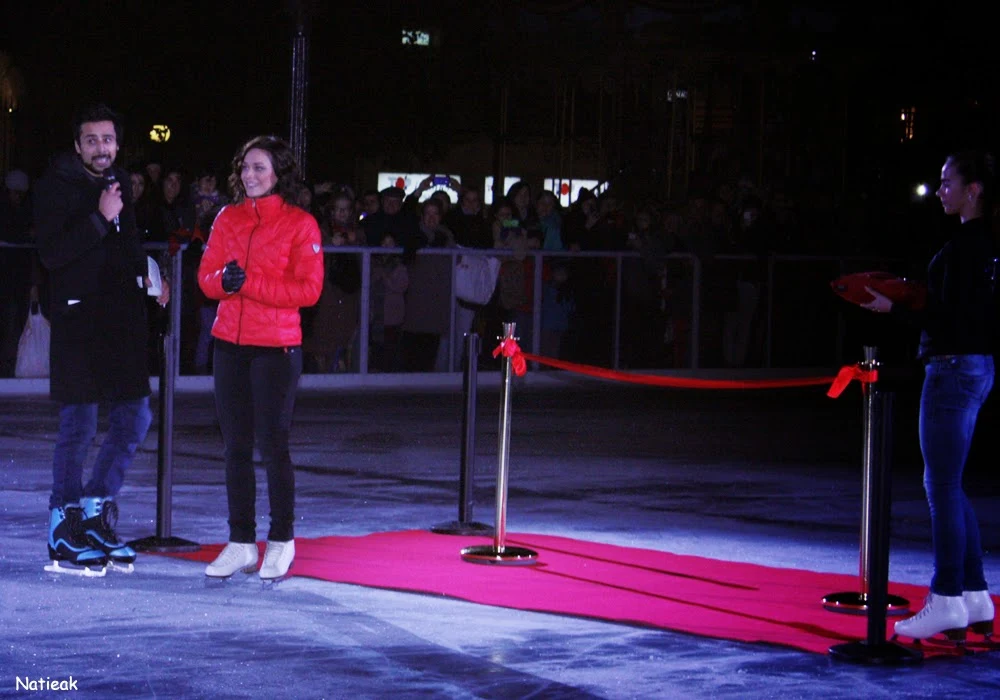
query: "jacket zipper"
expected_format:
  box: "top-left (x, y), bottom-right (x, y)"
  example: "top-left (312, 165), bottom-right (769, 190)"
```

top-left (236, 199), bottom-right (263, 345)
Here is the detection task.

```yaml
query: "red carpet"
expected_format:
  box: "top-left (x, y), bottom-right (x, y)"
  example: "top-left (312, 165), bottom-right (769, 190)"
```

top-left (166, 530), bottom-right (998, 658)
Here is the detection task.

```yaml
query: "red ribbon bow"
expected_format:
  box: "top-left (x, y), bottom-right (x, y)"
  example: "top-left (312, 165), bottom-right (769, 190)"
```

top-left (827, 364), bottom-right (878, 398)
top-left (493, 337), bottom-right (527, 377)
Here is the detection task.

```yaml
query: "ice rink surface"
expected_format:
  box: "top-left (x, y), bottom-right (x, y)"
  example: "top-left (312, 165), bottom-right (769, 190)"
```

top-left (2, 377), bottom-right (999, 698)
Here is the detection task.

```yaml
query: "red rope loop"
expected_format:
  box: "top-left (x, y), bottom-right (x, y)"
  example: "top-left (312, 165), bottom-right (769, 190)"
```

top-left (493, 338), bottom-right (528, 377)
top-left (826, 364), bottom-right (878, 399)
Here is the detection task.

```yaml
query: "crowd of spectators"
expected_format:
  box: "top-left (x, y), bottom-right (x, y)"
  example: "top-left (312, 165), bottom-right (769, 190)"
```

top-left (2, 160), bottom-right (884, 377)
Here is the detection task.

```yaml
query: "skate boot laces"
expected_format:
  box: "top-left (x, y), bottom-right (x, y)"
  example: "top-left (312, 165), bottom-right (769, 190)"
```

top-left (97, 500), bottom-right (123, 545)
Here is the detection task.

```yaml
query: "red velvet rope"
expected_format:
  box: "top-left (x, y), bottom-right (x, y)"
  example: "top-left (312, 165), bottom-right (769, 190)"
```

top-left (492, 341), bottom-right (877, 395)
top-left (825, 365), bottom-right (879, 398)
top-left (492, 338), bottom-right (528, 377)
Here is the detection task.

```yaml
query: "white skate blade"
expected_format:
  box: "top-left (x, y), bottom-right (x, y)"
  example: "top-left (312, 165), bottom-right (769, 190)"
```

top-left (44, 560), bottom-right (107, 577)
top-left (108, 561), bottom-right (135, 574)
top-left (260, 563), bottom-right (294, 588)
top-left (205, 564), bottom-right (258, 581)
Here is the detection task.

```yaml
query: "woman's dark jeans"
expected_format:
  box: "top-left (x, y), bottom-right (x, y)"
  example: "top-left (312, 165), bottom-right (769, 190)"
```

top-left (214, 340), bottom-right (302, 543)
top-left (919, 354), bottom-right (994, 596)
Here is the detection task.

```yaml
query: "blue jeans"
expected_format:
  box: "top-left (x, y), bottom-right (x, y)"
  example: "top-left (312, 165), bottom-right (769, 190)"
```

top-left (49, 397), bottom-right (153, 509)
top-left (919, 354), bottom-right (994, 596)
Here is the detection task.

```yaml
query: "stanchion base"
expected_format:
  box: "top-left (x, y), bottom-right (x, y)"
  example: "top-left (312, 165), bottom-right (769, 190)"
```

top-left (129, 535), bottom-right (201, 553)
top-left (829, 640), bottom-right (923, 665)
top-left (460, 545), bottom-right (538, 565)
top-left (822, 591), bottom-right (910, 615)
top-left (430, 521), bottom-right (494, 536)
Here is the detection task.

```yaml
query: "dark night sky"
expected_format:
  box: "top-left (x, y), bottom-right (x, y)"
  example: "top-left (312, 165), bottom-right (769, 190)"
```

top-left (4, 1), bottom-right (303, 173)
top-left (3, 1), bottom-right (996, 183)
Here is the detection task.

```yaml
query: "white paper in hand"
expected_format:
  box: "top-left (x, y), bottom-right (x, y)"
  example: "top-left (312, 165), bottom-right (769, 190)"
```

top-left (146, 256), bottom-right (162, 296)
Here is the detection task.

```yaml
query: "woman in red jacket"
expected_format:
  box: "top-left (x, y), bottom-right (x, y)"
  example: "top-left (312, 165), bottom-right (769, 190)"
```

top-left (197, 136), bottom-right (324, 580)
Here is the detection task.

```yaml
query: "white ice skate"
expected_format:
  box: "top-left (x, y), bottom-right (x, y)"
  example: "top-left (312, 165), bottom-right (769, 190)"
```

top-left (259, 540), bottom-right (295, 583)
top-left (205, 542), bottom-right (259, 578)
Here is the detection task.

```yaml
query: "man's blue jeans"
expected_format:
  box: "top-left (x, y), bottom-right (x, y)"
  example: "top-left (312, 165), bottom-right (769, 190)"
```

top-left (49, 398), bottom-right (153, 509)
top-left (919, 355), bottom-right (994, 596)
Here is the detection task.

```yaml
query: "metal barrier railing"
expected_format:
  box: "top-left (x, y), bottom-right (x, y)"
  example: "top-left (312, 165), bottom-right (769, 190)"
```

top-left (0, 241), bottom-right (905, 379)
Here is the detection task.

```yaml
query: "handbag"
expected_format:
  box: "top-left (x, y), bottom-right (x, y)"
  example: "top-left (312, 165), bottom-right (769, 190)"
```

top-left (455, 251), bottom-right (500, 306)
top-left (15, 289), bottom-right (50, 378)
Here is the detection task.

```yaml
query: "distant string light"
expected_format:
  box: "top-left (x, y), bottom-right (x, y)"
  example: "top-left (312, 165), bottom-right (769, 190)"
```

top-left (900, 107), bottom-right (916, 143)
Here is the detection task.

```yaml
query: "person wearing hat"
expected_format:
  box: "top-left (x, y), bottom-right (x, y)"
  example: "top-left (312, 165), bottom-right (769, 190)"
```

top-left (361, 184), bottom-right (419, 250)
top-left (1, 169), bottom-right (35, 377)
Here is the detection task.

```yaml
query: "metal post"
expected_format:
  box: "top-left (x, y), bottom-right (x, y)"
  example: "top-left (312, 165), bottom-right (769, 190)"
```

top-left (130, 248), bottom-right (199, 553)
top-left (358, 248), bottom-right (370, 374)
top-left (531, 251), bottom-right (543, 361)
top-left (157, 318), bottom-right (173, 537)
top-left (461, 323), bottom-right (538, 565)
top-left (823, 346), bottom-right (908, 615)
top-left (448, 251), bottom-right (457, 371)
top-left (432, 333), bottom-right (492, 535)
top-left (613, 254), bottom-right (622, 369)
top-left (288, 8), bottom-right (310, 176)
top-left (829, 347), bottom-right (921, 664)
top-left (690, 255), bottom-right (701, 368)
top-left (765, 254), bottom-right (774, 368)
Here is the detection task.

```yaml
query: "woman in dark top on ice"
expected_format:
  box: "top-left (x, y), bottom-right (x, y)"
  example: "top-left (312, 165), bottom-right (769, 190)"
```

top-left (864, 150), bottom-right (998, 643)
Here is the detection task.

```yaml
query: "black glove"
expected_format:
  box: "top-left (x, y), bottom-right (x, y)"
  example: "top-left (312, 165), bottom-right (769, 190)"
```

top-left (222, 260), bottom-right (246, 294)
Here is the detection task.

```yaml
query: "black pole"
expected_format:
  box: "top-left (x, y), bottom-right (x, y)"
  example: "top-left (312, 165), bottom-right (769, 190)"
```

top-left (864, 388), bottom-right (893, 643)
top-left (432, 332), bottom-right (493, 535)
top-left (156, 324), bottom-right (171, 537)
top-left (130, 249), bottom-right (199, 553)
top-left (288, 2), bottom-right (310, 176)
top-left (458, 332), bottom-right (480, 522)
top-left (829, 354), bottom-right (921, 664)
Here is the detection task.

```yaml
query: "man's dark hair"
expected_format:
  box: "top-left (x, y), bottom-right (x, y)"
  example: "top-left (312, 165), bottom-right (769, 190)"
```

top-left (73, 103), bottom-right (123, 143)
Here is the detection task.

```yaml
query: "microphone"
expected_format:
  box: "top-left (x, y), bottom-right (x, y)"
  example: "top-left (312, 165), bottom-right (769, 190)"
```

top-left (103, 172), bottom-right (120, 232)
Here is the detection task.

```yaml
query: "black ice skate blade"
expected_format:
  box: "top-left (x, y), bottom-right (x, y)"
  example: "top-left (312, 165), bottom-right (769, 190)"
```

top-left (44, 560), bottom-right (107, 577)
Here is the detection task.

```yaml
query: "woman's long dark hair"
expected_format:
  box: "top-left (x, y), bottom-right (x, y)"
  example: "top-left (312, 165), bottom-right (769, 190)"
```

top-left (227, 135), bottom-right (300, 205)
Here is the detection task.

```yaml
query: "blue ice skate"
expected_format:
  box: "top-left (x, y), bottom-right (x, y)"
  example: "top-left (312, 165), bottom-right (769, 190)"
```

top-left (80, 497), bottom-right (136, 573)
top-left (45, 506), bottom-right (107, 577)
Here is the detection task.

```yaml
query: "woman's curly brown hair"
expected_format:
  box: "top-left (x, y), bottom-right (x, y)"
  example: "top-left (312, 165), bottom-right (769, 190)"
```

top-left (227, 135), bottom-right (301, 205)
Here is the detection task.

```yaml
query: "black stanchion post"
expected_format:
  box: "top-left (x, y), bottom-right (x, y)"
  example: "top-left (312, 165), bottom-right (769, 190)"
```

top-left (432, 332), bottom-right (493, 535)
top-left (829, 347), bottom-right (921, 664)
top-left (130, 249), bottom-right (199, 553)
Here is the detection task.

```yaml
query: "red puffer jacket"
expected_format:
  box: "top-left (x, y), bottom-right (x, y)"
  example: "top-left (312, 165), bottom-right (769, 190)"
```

top-left (198, 195), bottom-right (324, 347)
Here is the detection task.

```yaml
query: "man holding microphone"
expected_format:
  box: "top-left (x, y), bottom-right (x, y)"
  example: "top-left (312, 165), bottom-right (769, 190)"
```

top-left (34, 103), bottom-right (168, 575)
